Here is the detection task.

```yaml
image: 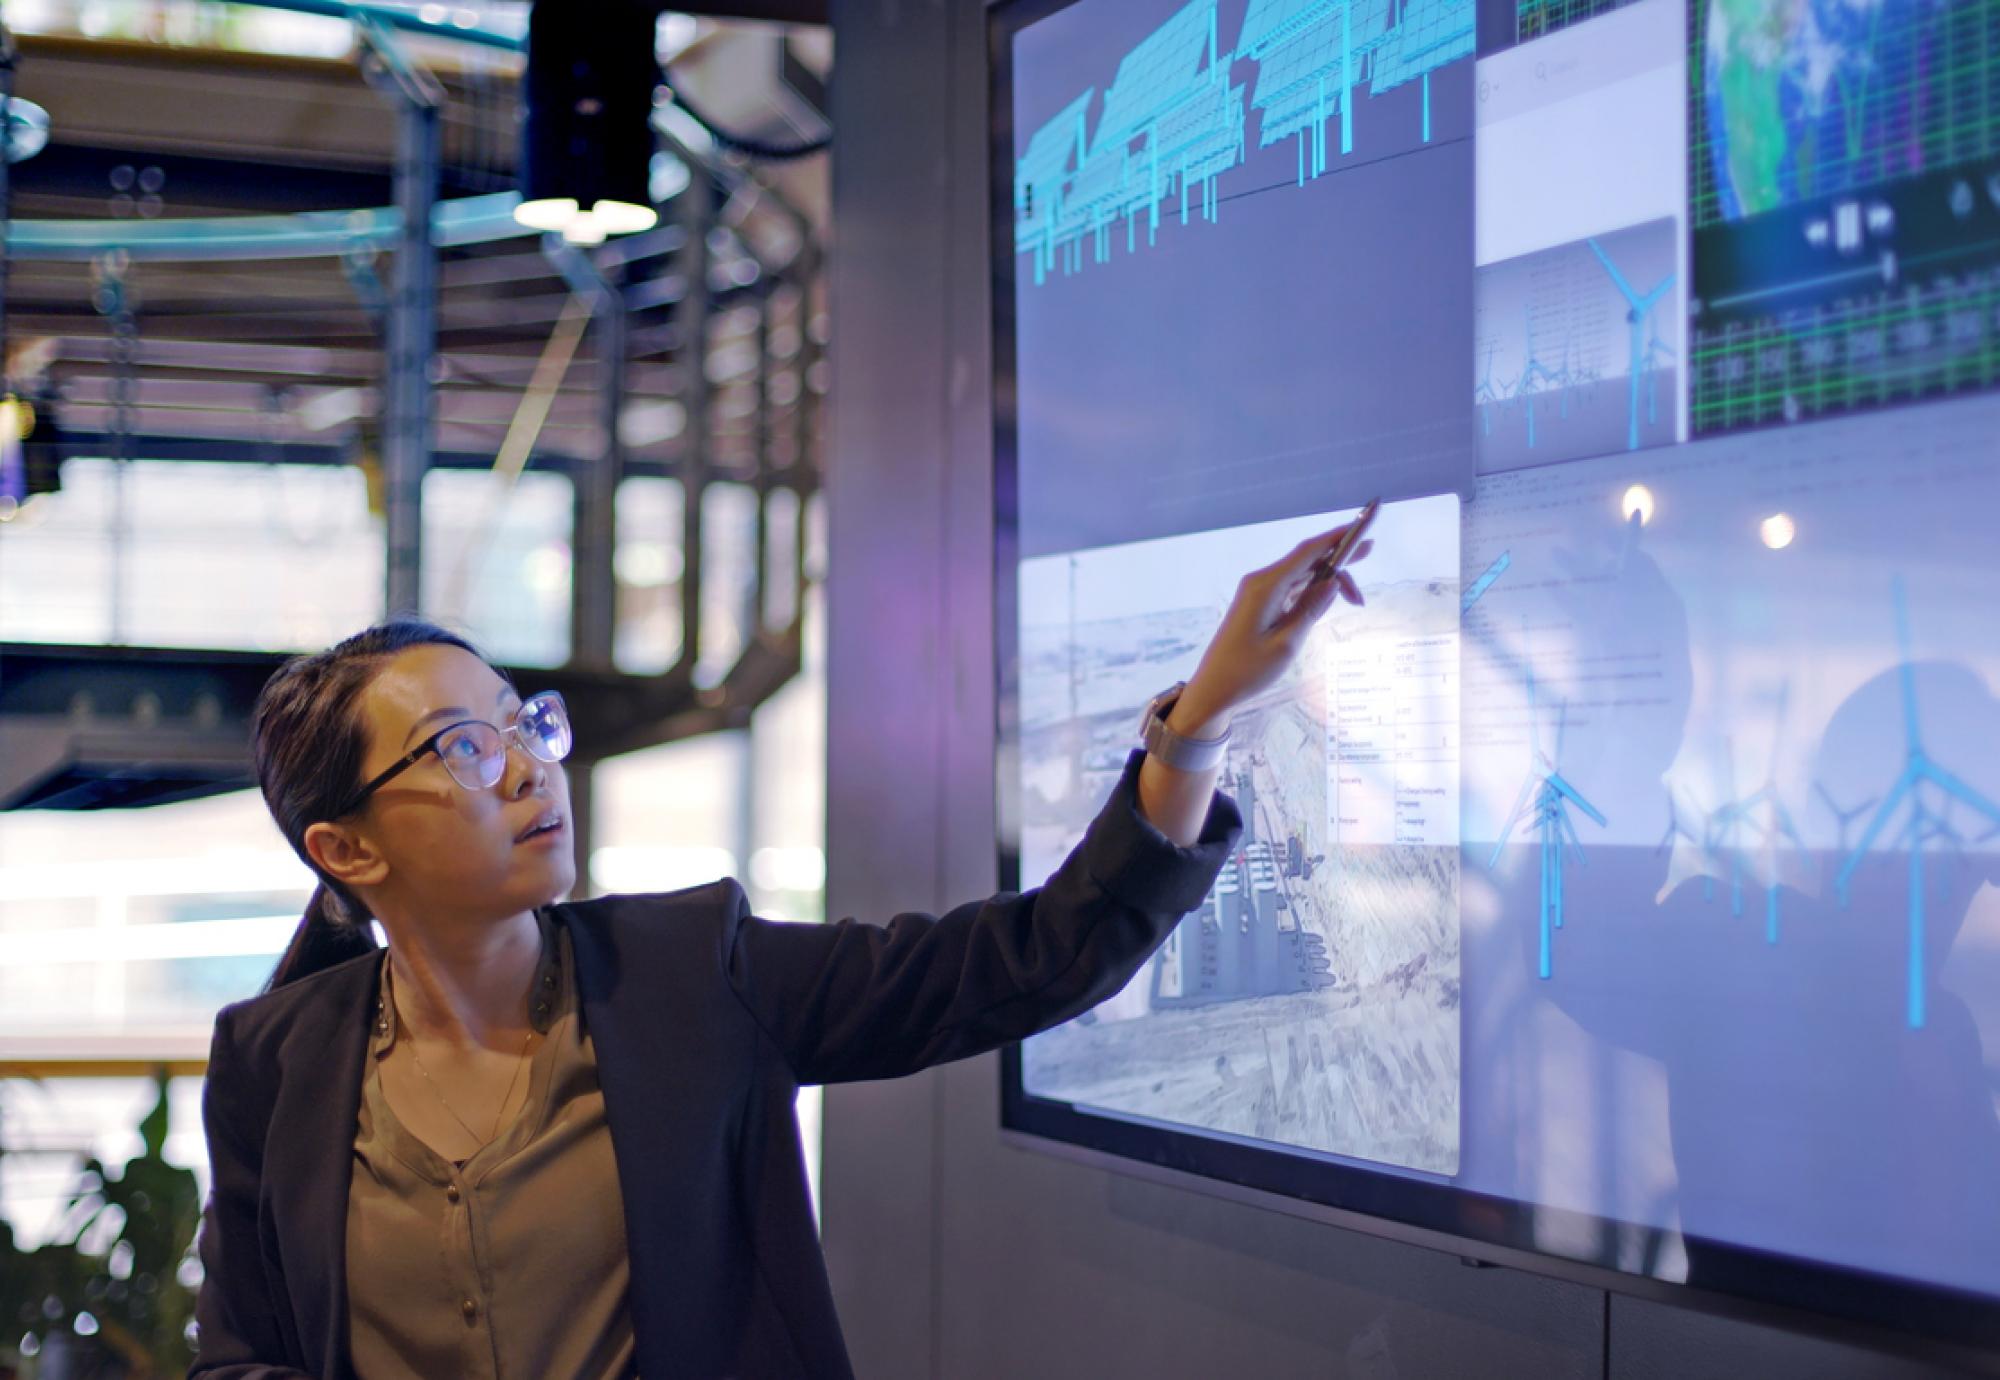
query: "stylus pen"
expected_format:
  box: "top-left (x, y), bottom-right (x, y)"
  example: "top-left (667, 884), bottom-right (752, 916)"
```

top-left (1307, 496), bottom-right (1381, 585)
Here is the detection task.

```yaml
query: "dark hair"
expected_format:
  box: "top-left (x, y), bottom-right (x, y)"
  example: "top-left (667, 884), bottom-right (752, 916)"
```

top-left (254, 618), bottom-right (495, 990)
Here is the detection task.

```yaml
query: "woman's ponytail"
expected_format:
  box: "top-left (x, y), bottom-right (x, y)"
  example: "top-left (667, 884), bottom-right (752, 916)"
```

top-left (264, 881), bottom-right (379, 992)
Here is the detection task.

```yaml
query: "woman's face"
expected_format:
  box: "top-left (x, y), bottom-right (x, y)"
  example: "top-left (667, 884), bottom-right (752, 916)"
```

top-left (330, 642), bottom-right (576, 923)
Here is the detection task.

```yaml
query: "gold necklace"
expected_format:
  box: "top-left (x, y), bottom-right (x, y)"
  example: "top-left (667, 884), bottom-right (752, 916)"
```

top-left (387, 960), bottom-right (539, 1150)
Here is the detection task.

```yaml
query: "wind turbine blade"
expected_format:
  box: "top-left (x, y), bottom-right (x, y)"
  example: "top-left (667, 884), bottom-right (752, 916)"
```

top-left (1490, 774), bottom-right (1538, 868)
top-left (1547, 772), bottom-right (1609, 827)
top-left (1922, 761), bottom-right (2000, 833)
top-left (1587, 236), bottom-right (1640, 305)
top-left (1836, 769), bottom-right (1919, 893)
top-left (1559, 808), bottom-right (1589, 865)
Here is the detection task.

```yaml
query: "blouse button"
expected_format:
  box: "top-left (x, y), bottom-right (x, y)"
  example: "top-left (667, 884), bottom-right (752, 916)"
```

top-left (461, 1298), bottom-right (478, 1322)
top-left (445, 1183), bottom-right (460, 1204)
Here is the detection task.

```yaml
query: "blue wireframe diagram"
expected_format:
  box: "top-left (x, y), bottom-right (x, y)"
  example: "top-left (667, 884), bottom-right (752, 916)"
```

top-left (1068, 0), bottom-right (1243, 269)
top-left (1241, 0), bottom-right (1396, 180)
top-left (1015, 0), bottom-right (1472, 284)
top-left (1016, 90), bottom-right (1095, 287)
top-left (1488, 644), bottom-right (1607, 980)
top-left (1700, 685), bottom-right (1807, 944)
top-left (1585, 236), bottom-right (1676, 453)
top-left (1834, 579), bottom-right (2000, 1030)
top-left (1367, 0), bottom-right (1475, 142)
top-left (1014, 0), bottom-right (1243, 279)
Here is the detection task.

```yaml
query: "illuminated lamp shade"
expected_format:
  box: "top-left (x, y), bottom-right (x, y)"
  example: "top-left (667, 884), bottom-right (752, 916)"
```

top-left (561, 209), bottom-right (608, 246)
top-left (588, 200), bottom-right (658, 235)
top-left (515, 197), bottom-right (580, 232)
top-left (516, 0), bottom-right (660, 237)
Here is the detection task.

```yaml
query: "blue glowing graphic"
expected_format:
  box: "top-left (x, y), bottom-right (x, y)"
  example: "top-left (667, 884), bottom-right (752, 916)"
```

top-left (1015, 0), bottom-right (1471, 282)
top-left (1489, 645), bottom-right (1607, 980)
top-left (1700, 685), bottom-right (1806, 944)
top-left (1016, 89), bottom-right (1096, 287)
top-left (1020, 0), bottom-right (1244, 280)
top-left (1813, 782), bottom-right (1876, 854)
top-left (1834, 578), bottom-right (2000, 1030)
top-left (1585, 235), bottom-right (1676, 452)
top-left (1242, 0), bottom-right (1396, 177)
top-left (1460, 549), bottom-right (1510, 611)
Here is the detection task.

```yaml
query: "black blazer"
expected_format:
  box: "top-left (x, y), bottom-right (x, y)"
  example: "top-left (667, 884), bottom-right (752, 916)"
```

top-left (189, 751), bottom-right (1241, 1379)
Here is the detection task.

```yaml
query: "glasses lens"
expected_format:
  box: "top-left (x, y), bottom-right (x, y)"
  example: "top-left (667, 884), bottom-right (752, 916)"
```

top-left (437, 722), bottom-right (507, 791)
top-left (519, 693), bottom-right (572, 763)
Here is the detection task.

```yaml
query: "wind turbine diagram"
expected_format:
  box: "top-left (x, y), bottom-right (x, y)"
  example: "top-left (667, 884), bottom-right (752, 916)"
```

top-left (1701, 684), bottom-right (1808, 944)
top-left (1475, 339), bottom-right (1504, 436)
top-left (1513, 302), bottom-right (1582, 450)
top-left (1813, 782), bottom-right (1876, 853)
top-left (1656, 780), bottom-right (1704, 856)
top-left (1585, 235), bottom-right (1675, 452)
top-left (1488, 645), bottom-right (1607, 980)
top-left (1833, 578), bottom-right (2000, 1029)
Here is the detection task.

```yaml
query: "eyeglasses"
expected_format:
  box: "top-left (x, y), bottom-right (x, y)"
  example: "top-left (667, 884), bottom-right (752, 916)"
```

top-left (334, 690), bottom-right (572, 818)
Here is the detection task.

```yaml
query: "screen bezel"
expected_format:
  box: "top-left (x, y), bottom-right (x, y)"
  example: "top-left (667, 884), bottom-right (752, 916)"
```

top-left (986, 0), bottom-right (2000, 1364)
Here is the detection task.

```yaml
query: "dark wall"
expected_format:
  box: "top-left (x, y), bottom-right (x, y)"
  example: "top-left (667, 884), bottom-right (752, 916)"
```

top-left (818, 2), bottom-right (1961, 1375)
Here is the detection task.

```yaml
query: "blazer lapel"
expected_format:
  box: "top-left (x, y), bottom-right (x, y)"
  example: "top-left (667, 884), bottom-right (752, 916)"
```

top-left (262, 950), bottom-right (379, 1380)
top-left (570, 900), bottom-right (745, 1380)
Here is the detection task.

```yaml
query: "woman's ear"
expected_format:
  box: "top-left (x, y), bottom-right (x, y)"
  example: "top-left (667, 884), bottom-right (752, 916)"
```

top-left (304, 820), bottom-right (389, 891)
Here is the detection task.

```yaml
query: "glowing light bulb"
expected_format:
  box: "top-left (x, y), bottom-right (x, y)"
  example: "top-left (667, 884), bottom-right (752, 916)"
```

top-left (589, 199), bottom-right (658, 235)
top-left (1620, 484), bottom-right (1655, 526)
top-left (514, 197), bottom-right (579, 232)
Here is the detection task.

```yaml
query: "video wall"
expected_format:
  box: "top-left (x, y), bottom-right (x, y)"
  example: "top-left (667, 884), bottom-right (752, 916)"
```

top-left (994, 0), bottom-right (2000, 1347)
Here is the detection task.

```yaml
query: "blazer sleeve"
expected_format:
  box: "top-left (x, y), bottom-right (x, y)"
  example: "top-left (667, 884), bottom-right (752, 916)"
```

top-left (723, 748), bottom-right (1242, 1085)
top-left (187, 1008), bottom-right (312, 1380)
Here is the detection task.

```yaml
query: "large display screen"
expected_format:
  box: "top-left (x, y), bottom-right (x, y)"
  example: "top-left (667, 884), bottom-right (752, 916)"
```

top-left (993, 0), bottom-right (2000, 1352)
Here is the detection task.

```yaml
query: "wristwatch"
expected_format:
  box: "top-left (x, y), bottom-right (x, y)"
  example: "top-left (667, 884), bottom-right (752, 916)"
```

top-left (1139, 680), bottom-right (1231, 772)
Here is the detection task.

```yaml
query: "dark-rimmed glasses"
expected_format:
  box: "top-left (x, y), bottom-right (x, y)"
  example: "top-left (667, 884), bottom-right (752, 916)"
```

top-left (333, 690), bottom-right (572, 818)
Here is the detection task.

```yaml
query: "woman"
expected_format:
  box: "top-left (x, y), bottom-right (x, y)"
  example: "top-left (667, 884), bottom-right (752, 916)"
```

top-left (190, 523), bottom-right (1370, 1380)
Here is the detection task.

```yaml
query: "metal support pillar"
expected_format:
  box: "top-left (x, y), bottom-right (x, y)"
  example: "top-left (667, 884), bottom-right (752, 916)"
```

top-left (678, 161), bottom-right (712, 681)
top-left (362, 18), bottom-right (444, 618)
top-left (0, 17), bottom-right (15, 396)
top-left (752, 284), bottom-right (772, 633)
top-left (547, 242), bottom-right (624, 672)
top-left (567, 755), bottom-right (596, 901)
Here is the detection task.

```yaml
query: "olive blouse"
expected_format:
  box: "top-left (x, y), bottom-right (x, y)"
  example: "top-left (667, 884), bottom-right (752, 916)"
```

top-left (345, 913), bottom-right (636, 1379)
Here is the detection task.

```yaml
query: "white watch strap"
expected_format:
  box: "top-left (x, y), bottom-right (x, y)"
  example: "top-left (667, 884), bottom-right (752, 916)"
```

top-left (1143, 697), bottom-right (1229, 772)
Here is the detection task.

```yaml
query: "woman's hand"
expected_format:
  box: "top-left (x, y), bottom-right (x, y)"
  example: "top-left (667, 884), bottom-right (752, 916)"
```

top-left (1167, 521), bottom-right (1374, 739)
top-left (1135, 519), bottom-right (1373, 846)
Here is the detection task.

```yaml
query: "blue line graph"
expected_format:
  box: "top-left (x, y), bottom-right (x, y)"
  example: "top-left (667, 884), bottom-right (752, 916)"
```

top-left (1488, 642), bottom-right (1607, 980)
top-left (1833, 579), bottom-right (2000, 1029)
top-left (1586, 236), bottom-right (1676, 453)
